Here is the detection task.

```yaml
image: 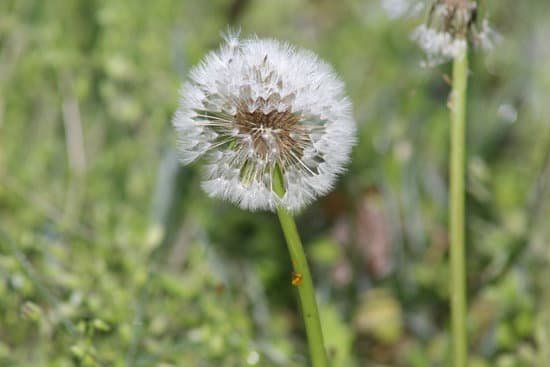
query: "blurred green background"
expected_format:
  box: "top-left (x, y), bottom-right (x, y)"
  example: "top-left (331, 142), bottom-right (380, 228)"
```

top-left (1, 0), bottom-right (549, 366)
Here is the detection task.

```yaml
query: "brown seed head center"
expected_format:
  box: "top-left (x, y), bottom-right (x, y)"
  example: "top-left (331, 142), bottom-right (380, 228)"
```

top-left (434, 0), bottom-right (477, 37)
top-left (235, 103), bottom-right (301, 158)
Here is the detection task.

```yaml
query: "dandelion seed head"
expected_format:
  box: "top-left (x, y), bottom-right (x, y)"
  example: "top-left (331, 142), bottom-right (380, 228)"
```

top-left (412, 24), bottom-right (467, 66)
top-left (411, 0), bottom-right (498, 66)
top-left (173, 35), bottom-right (356, 212)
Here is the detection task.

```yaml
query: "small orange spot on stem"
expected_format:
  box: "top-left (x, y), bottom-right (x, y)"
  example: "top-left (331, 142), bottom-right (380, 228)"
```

top-left (291, 271), bottom-right (303, 286)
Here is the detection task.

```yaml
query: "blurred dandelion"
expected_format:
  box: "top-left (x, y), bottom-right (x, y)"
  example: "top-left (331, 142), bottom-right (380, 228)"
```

top-left (410, 0), bottom-right (499, 66)
top-left (410, 1), bottom-right (499, 366)
top-left (173, 32), bottom-right (356, 212)
top-left (412, 24), bottom-right (468, 65)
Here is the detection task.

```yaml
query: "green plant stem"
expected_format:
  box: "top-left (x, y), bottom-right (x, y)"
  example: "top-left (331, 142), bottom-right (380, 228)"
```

top-left (450, 46), bottom-right (468, 367)
top-left (273, 167), bottom-right (328, 367)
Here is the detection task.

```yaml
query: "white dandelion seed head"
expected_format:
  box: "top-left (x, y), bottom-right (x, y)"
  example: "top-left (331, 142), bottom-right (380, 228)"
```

top-left (411, 0), bottom-right (473, 66)
top-left (411, 24), bottom-right (467, 66)
top-left (411, 0), bottom-right (498, 66)
top-left (173, 34), bottom-right (356, 212)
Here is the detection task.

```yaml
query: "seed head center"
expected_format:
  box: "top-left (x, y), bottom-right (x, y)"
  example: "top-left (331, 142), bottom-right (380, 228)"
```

top-left (235, 104), bottom-right (300, 159)
top-left (434, 0), bottom-right (477, 37)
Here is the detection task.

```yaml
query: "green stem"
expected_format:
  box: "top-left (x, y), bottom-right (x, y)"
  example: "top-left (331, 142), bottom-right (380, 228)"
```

top-left (450, 47), bottom-right (468, 367)
top-left (272, 167), bottom-right (328, 367)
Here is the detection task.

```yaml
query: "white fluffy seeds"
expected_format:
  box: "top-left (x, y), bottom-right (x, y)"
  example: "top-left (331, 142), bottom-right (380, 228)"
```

top-left (173, 34), bottom-right (356, 212)
top-left (412, 24), bottom-right (467, 65)
top-left (410, 0), bottom-right (498, 66)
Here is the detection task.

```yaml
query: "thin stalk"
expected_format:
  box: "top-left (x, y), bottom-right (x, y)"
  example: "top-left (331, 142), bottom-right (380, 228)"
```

top-left (450, 46), bottom-right (468, 367)
top-left (272, 167), bottom-right (328, 367)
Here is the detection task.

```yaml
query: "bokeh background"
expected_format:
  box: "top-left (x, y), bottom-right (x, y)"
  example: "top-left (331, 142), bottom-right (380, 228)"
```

top-left (1, 0), bottom-right (549, 366)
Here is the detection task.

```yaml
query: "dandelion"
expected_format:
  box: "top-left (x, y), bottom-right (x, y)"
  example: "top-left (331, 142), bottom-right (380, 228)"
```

top-left (409, 1), bottom-right (500, 365)
top-left (412, 24), bottom-right (468, 65)
top-left (411, 0), bottom-right (498, 66)
top-left (173, 33), bottom-right (356, 366)
top-left (173, 33), bottom-right (356, 212)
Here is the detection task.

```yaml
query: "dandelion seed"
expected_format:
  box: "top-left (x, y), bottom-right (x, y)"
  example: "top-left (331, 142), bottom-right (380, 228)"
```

top-left (474, 19), bottom-right (501, 51)
top-left (173, 33), bottom-right (356, 212)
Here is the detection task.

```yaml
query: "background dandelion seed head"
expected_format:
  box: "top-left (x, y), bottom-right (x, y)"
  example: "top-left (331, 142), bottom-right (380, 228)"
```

top-left (410, 0), bottom-right (499, 66)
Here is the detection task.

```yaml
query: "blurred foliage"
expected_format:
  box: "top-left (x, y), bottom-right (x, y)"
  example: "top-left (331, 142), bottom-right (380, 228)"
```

top-left (1, 0), bottom-right (549, 366)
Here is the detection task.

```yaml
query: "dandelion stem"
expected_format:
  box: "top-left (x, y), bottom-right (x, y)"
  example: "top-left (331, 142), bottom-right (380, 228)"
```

top-left (273, 166), bottom-right (328, 367)
top-left (450, 46), bottom-right (468, 367)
